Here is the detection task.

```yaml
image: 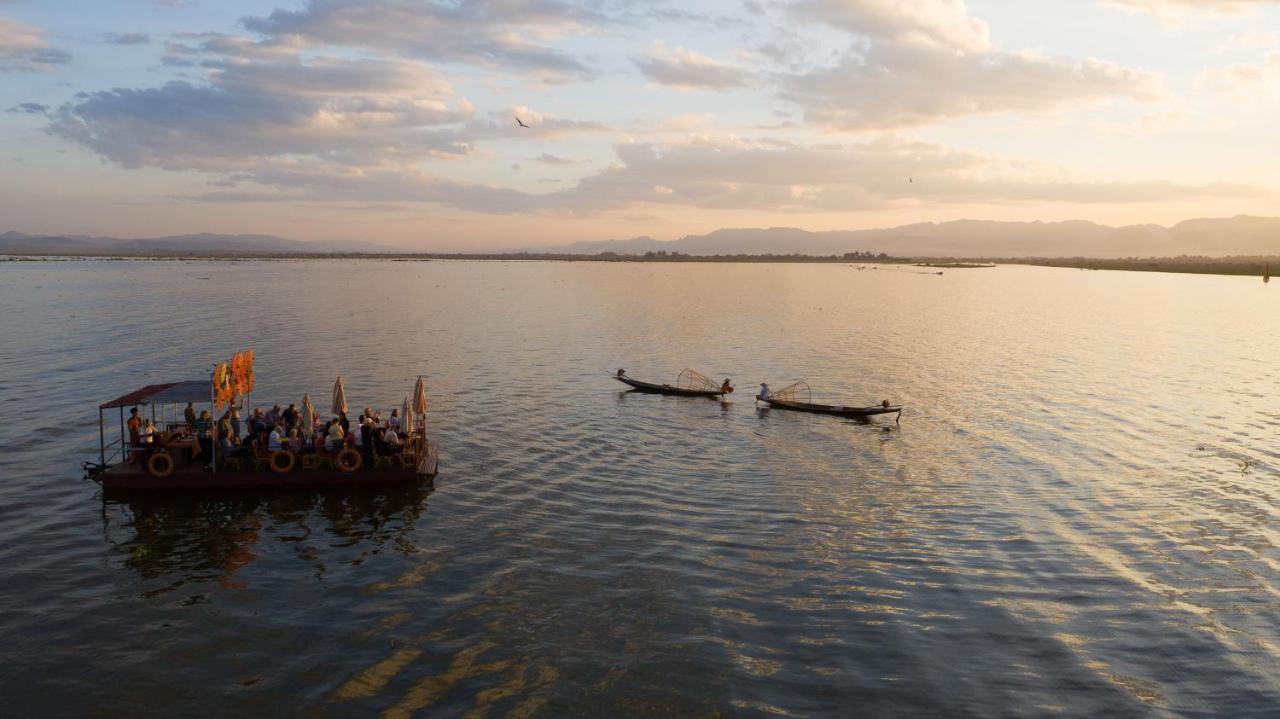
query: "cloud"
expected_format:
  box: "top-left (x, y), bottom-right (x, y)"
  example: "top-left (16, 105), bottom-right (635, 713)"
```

top-left (533, 152), bottom-right (580, 165)
top-left (784, 45), bottom-right (1163, 130)
top-left (0, 17), bottom-right (71, 72)
top-left (241, 0), bottom-right (606, 80)
top-left (782, 1), bottom-right (1163, 130)
top-left (7, 102), bottom-right (49, 114)
top-left (159, 132), bottom-right (1257, 217)
top-left (1101, 0), bottom-right (1280, 21)
top-left (793, 0), bottom-right (991, 52)
top-left (635, 47), bottom-right (751, 89)
top-left (105, 32), bottom-right (151, 45)
top-left (1197, 52), bottom-right (1280, 106)
top-left (49, 37), bottom-right (476, 171)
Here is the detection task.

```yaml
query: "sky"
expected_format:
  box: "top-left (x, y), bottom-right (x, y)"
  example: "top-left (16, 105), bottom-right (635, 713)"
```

top-left (1, 0), bottom-right (1279, 250)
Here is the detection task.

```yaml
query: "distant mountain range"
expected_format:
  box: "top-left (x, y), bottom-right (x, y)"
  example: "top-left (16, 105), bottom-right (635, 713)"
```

top-left (0, 231), bottom-right (395, 255)
top-left (5, 215), bottom-right (1280, 258)
top-left (542, 216), bottom-right (1280, 258)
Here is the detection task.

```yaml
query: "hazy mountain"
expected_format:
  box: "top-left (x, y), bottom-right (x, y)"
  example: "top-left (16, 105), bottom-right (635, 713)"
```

top-left (0, 231), bottom-right (396, 255)
top-left (547, 216), bottom-right (1280, 258)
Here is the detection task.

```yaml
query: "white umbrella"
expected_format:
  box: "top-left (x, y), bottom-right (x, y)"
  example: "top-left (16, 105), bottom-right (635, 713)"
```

top-left (332, 376), bottom-right (348, 415)
top-left (412, 376), bottom-right (428, 426)
top-left (301, 393), bottom-right (314, 434)
top-left (402, 396), bottom-right (414, 435)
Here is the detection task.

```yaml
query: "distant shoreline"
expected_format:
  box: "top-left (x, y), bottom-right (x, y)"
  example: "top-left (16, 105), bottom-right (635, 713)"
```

top-left (2, 251), bottom-right (1274, 279)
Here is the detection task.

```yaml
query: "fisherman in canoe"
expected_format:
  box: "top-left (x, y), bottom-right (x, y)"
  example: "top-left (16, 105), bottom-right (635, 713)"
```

top-left (757, 383), bottom-right (771, 402)
top-left (721, 378), bottom-right (734, 394)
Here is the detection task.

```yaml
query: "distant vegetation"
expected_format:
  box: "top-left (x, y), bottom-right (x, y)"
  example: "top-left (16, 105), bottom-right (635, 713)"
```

top-left (998, 255), bottom-right (1277, 277)
top-left (2, 250), bottom-right (1275, 280)
top-left (914, 262), bottom-right (995, 269)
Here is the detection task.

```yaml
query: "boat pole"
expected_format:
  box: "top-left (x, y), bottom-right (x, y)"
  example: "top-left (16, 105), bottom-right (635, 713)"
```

top-left (99, 407), bottom-right (105, 466)
top-left (210, 367), bottom-right (217, 471)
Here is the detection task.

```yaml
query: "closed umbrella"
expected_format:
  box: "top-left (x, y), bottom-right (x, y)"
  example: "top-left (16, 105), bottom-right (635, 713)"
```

top-left (413, 376), bottom-right (427, 415)
top-left (412, 376), bottom-right (428, 432)
top-left (402, 396), bottom-right (414, 435)
top-left (301, 393), bottom-right (314, 434)
top-left (332, 376), bottom-right (348, 415)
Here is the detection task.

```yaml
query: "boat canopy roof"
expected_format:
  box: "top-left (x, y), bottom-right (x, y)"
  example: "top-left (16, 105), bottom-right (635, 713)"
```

top-left (100, 380), bottom-right (209, 409)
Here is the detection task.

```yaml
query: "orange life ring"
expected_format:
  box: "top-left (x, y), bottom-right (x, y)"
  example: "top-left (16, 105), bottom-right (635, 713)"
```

top-left (269, 450), bottom-right (296, 474)
top-left (147, 452), bottom-right (175, 478)
top-left (335, 447), bottom-right (363, 472)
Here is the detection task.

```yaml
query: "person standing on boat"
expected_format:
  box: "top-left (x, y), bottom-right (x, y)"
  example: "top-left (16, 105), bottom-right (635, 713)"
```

top-left (359, 417), bottom-right (375, 468)
top-left (195, 410), bottom-right (213, 464)
top-left (249, 408), bottom-right (266, 436)
top-left (338, 411), bottom-right (350, 435)
top-left (217, 409), bottom-right (234, 441)
top-left (183, 402), bottom-right (197, 430)
top-left (327, 421), bottom-right (345, 452)
top-left (388, 409), bottom-right (400, 432)
top-left (757, 383), bottom-right (771, 402)
top-left (127, 408), bottom-right (143, 449)
top-left (265, 404), bottom-right (282, 425)
top-left (283, 403), bottom-right (299, 431)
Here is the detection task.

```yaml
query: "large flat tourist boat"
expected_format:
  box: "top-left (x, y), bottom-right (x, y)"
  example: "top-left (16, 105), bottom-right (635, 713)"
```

top-left (84, 352), bottom-right (439, 493)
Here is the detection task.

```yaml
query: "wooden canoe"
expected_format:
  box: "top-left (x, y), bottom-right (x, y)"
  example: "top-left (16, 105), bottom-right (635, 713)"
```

top-left (615, 375), bottom-right (725, 398)
top-left (762, 398), bottom-right (902, 419)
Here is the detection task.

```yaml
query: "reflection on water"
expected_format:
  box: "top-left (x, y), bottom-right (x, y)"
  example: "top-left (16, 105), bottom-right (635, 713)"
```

top-left (0, 259), bottom-right (1277, 716)
top-left (107, 486), bottom-right (432, 594)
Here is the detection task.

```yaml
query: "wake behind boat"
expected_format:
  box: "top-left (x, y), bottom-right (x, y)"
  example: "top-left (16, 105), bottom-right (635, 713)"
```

top-left (615, 368), bottom-right (733, 398)
top-left (757, 381), bottom-right (902, 421)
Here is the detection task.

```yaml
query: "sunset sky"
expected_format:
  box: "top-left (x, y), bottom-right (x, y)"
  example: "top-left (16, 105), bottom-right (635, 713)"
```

top-left (2, 0), bottom-right (1278, 249)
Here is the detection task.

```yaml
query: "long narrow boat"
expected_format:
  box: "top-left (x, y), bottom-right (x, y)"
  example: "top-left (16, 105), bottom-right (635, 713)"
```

top-left (614, 368), bottom-right (729, 398)
top-left (759, 381), bottom-right (902, 421)
top-left (762, 398), bottom-right (902, 419)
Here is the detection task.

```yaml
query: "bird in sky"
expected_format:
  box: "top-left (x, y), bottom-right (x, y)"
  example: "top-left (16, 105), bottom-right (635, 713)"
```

top-left (515, 116), bottom-right (529, 128)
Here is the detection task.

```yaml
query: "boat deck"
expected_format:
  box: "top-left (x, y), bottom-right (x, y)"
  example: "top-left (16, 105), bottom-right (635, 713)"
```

top-left (93, 443), bottom-right (438, 492)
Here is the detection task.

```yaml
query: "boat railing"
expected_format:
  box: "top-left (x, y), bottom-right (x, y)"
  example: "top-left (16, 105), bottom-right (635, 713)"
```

top-left (104, 437), bottom-right (125, 465)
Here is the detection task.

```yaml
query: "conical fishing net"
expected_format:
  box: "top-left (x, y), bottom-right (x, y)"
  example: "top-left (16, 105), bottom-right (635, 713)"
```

top-left (771, 381), bottom-right (811, 403)
top-left (676, 368), bottom-right (718, 392)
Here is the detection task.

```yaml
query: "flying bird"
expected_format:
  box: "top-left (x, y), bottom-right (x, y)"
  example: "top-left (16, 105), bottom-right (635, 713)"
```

top-left (515, 116), bottom-right (529, 128)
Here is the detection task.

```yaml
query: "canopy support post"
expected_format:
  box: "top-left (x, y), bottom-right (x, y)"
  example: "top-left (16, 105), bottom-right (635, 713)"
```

top-left (209, 368), bottom-right (217, 472)
top-left (118, 406), bottom-right (125, 462)
top-left (99, 408), bottom-right (105, 466)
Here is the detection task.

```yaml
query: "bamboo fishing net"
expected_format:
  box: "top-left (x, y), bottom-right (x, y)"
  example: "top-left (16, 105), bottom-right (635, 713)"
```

top-left (676, 368), bottom-right (718, 392)
top-left (771, 381), bottom-right (811, 403)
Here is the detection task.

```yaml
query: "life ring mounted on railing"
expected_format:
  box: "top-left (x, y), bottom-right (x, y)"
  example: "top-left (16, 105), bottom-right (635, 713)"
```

top-left (269, 450), bottom-right (296, 474)
top-left (335, 447), bottom-right (363, 472)
top-left (147, 451), bottom-right (175, 478)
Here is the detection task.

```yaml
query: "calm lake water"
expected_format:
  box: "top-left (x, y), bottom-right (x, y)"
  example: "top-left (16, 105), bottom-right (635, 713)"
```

top-left (0, 259), bottom-right (1276, 717)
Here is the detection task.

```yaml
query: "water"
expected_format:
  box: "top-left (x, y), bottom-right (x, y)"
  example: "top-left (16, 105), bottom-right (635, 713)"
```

top-left (0, 259), bottom-right (1276, 716)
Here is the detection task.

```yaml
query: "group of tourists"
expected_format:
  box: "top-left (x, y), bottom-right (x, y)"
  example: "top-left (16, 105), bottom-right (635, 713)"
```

top-left (128, 401), bottom-right (412, 470)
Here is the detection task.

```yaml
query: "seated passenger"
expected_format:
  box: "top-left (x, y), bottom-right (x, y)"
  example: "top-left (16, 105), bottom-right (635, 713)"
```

top-left (268, 425), bottom-right (284, 451)
top-left (381, 428), bottom-right (401, 455)
top-left (286, 428), bottom-right (302, 453)
top-left (219, 433), bottom-right (238, 459)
